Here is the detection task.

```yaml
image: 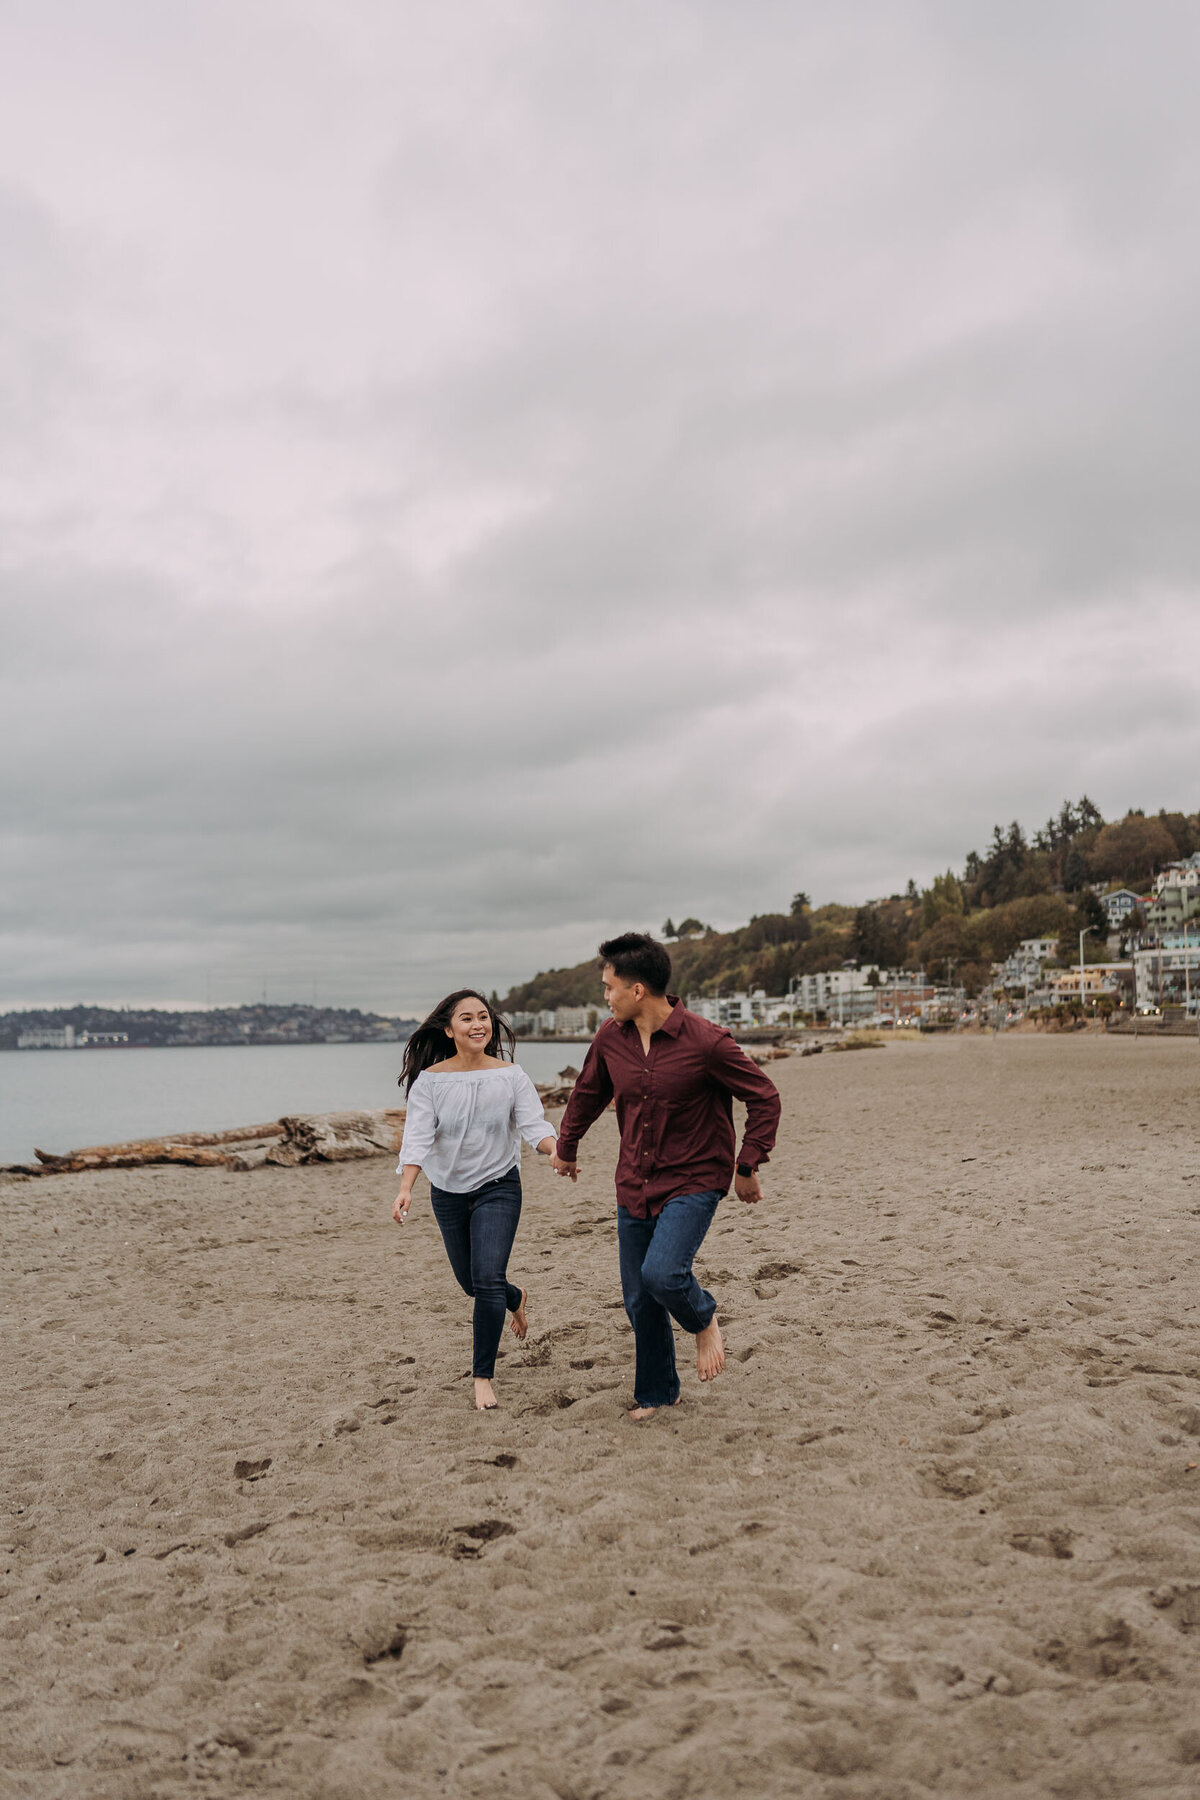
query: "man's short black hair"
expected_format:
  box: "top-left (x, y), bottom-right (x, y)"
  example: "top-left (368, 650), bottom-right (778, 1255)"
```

top-left (599, 932), bottom-right (672, 996)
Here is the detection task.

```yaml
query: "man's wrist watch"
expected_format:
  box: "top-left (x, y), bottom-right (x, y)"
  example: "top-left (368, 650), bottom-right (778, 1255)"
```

top-left (736, 1162), bottom-right (755, 1179)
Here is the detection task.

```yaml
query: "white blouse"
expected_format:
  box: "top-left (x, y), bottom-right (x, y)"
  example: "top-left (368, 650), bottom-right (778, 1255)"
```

top-left (397, 1063), bottom-right (556, 1193)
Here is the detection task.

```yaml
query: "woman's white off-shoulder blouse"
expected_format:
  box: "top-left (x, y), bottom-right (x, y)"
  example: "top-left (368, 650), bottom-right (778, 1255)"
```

top-left (397, 1064), bottom-right (556, 1193)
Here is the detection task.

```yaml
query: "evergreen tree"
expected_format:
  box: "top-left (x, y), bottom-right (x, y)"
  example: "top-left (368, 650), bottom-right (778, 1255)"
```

top-left (1062, 845), bottom-right (1088, 892)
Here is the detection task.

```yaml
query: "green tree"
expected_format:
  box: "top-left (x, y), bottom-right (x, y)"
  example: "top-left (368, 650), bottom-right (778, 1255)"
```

top-left (662, 918), bottom-right (677, 939)
top-left (921, 871), bottom-right (965, 930)
top-left (1062, 845), bottom-right (1088, 892)
top-left (791, 892), bottom-right (811, 917)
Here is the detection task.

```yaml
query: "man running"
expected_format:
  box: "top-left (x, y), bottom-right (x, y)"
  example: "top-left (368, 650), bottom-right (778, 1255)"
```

top-left (552, 932), bottom-right (782, 1419)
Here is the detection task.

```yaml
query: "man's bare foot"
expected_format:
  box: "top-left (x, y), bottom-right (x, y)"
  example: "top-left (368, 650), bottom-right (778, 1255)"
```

top-left (696, 1317), bottom-right (725, 1382)
top-left (509, 1289), bottom-right (528, 1340)
top-left (474, 1378), bottom-right (497, 1410)
top-left (628, 1397), bottom-right (683, 1421)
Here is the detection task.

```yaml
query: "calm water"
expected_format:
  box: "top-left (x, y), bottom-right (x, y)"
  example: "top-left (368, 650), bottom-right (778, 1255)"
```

top-left (0, 1040), bottom-right (590, 1165)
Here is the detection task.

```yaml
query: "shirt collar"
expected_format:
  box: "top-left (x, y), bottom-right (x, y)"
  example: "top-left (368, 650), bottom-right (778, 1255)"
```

top-left (659, 996), bottom-right (684, 1035)
top-left (619, 995), bottom-right (684, 1037)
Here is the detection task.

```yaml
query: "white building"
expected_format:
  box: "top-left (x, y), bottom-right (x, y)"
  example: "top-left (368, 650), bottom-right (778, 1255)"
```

top-left (1133, 935), bottom-right (1200, 1013)
top-left (1152, 856), bottom-right (1200, 897)
top-left (552, 1006), bottom-right (595, 1035)
top-left (1145, 885), bottom-right (1200, 932)
top-left (687, 991), bottom-right (767, 1028)
top-left (1000, 938), bottom-right (1061, 992)
top-left (504, 1007), bottom-right (597, 1036)
top-left (17, 1025), bottom-right (76, 1049)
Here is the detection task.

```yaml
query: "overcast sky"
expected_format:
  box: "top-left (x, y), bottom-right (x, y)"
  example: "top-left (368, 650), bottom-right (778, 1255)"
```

top-left (3, 2), bottom-right (1200, 1013)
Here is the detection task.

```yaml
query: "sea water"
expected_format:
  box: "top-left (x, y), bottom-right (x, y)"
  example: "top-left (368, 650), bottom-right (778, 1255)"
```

top-left (0, 1039), bottom-right (590, 1165)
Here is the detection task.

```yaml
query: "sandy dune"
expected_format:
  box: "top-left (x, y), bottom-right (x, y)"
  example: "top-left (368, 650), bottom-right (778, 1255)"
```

top-left (4, 1034), bottom-right (1200, 1797)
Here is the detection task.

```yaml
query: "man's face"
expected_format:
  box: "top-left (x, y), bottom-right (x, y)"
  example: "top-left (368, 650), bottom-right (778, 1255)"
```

top-left (602, 966), bottom-right (642, 1021)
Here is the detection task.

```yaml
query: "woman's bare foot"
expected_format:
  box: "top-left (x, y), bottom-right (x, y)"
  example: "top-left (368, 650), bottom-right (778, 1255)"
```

top-left (696, 1317), bottom-right (725, 1382)
top-left (628, 1397), bottom-right (683, 1421)
top-left (509, 1289), bottom-right (529, 1340)
top-left (474, 1378), bottom-right (497, 1410)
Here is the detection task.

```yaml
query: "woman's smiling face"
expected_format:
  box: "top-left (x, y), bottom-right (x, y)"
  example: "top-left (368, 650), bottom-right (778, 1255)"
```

top-left (446, 996), bottom-right (494, 1055)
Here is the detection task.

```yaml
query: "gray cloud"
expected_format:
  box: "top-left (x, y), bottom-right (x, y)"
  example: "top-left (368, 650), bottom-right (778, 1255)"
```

top-left (3, 2), bottom-right (1200, 1010)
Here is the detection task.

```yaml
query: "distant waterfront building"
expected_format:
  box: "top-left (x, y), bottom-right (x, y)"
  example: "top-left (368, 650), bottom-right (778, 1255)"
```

top-left (687, 991), bottom-right (768, 1028)
top-left (17, 1025), bottom-right (76, 1049)
top-left (1152, 856), bottom-right (1200, 897)
top-left (552, 1006), bottom-right (595, 1035)
top-left (1144, 884), bottom-right (1200, 932)
top-left (1133, 936), bottom-right (1200, 1013)
top-left (78, 1031), bottom-right (130, 1047)
top-left (1000, 938), bottom-right (1061, 994)
top-left (787, 967), bottom-right (884, 1021)
top-left (1045, 964), bottom-right (1131, 1002)
top-left (503, 1007), bottom-right (598, 1037)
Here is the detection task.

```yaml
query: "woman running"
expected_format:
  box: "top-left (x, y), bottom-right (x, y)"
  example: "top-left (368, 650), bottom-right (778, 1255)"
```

top-left (393, 990), bottom-right (557, 1410)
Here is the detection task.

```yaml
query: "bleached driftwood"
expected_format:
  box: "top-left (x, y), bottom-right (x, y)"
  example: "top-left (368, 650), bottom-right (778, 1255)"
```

top-left (12, 1110), bottom-right (406, 1177)
top-left (6, 1080), bottom-right (577, 1179)
top-left (34, 1123), bottom-right (286, 1159)
top-left (275, 1110), bottom-right (406, 1164)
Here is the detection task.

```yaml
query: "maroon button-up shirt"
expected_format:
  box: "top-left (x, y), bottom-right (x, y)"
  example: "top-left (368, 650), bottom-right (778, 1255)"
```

top-left (555, 997), bottom-right (782, 1218)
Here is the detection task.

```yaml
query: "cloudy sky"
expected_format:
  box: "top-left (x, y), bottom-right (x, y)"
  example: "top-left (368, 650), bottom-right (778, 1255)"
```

top-left (3, 2), bottom-right (1200, 1013)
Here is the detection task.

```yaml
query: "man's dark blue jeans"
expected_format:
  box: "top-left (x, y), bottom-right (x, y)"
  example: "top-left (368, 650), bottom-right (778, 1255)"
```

top-left (430, 1168), bottom-right (524, 1379)
top-left (617, 1189), bottom-right (722, 1409)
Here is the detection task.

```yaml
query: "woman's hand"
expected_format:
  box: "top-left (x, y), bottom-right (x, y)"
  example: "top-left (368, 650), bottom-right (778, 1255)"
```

top-left (393, 1165), bottom-right (421, 1223)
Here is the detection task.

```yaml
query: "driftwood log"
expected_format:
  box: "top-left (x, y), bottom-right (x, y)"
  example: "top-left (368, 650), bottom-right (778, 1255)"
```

top-left (14, 1110), bottom-right (405, 1177)
top-left (6, 1085), bottom-right (575, 1178)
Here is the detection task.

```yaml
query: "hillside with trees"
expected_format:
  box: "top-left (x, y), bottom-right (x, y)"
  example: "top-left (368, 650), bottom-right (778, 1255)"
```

top-left (0, 1003), bottom-right (415, 1051)
top-left (499, 800), bottom-right (1198, 1010)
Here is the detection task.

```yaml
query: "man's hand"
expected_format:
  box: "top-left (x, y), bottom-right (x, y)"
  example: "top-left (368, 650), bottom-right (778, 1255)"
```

top-left (550, 1152), bottom-right (579, 1182)
top-left (393, 1192), bottom-right (412, 1223)
top-left (733, 1170), bottom-right (762, 1205)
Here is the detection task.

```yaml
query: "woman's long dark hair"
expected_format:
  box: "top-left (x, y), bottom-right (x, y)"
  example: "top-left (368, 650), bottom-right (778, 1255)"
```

top-left (399, 989), bottom-right (516, 1094)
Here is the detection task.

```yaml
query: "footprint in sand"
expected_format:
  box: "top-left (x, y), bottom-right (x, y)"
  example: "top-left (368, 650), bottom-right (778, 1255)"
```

top-left (449, 1519), bottom-right (515, 1559)
top-left (233, 1457), bottom-right (272, 1481)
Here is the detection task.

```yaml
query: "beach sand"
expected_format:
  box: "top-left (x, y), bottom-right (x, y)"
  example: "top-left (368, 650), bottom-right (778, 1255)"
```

top-left (4, 1033), bottom-right (1200, 1798)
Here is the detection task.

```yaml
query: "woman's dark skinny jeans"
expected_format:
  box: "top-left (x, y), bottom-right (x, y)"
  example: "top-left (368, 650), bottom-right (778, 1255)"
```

top-left (429, 1168), bottom-right (523, 1379)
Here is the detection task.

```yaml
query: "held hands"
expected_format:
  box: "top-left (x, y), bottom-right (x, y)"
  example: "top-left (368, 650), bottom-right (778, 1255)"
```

top-left (733, 1170), bottom-right (763, 1206)
top-left (550, 1148), bottom-right (579, 1182)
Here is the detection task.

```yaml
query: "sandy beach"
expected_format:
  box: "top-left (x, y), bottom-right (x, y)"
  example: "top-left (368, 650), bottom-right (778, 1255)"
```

top-left (4, 1033), bottom-right (1200, 1798)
